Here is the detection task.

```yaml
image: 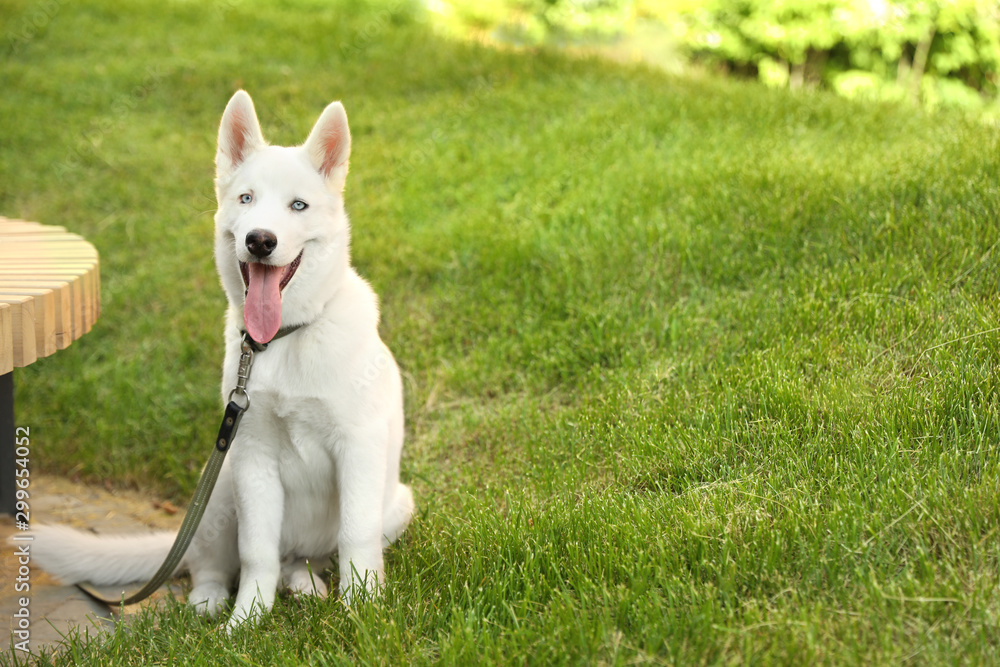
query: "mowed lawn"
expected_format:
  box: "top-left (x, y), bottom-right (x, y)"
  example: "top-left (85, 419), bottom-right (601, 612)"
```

top-left (2, 0), bottom-right (1000, 664)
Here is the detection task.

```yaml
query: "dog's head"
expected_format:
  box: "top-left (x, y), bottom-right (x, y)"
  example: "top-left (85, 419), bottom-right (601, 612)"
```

top-left (213, 90), bottom-right (352, 344)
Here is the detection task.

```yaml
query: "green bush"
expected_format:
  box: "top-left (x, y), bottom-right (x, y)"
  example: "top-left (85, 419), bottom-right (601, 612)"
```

top-left (680, 0), bottom-right (1000, 111)
top-left (430, 0), bottom-right (638, 44)
top-left (433, 0), bottom-right (1000, 113)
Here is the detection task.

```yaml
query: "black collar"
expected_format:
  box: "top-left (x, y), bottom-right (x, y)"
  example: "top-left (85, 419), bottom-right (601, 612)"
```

top-left (240, 324), bottom-right (304, 352)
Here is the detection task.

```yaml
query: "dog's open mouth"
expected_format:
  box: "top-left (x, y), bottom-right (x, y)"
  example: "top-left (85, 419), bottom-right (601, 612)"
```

top-left (240, 250), bottom-right (303, 344)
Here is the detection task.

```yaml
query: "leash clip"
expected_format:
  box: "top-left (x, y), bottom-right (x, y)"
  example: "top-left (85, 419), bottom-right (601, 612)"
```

top-left (227, 334), bottom-right (255, 410)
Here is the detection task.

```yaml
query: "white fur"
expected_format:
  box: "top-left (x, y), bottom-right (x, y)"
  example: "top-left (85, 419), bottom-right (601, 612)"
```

top-left (28, 91), bottom-right (415, 631)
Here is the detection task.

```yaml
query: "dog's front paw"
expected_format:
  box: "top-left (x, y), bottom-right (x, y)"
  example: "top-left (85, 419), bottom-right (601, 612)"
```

top-left (281, 557), bottom-right (329, 598)
top-left (338, 569), bottom-right (384, 605)
top-left (188, 583), bottom-right (230, 617)
top-left (286, 568), bottom-right (328, 598)
top-left (225, 601), bottom-right (265, 633)
top-left (225, 581), bottom-right (276, 632)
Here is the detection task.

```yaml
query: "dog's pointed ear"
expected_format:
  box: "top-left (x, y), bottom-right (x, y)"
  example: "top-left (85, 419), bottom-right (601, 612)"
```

top-left (303, 101), bottom-right (351, 191)
top-left (217, 90), bottom-right (266, 179)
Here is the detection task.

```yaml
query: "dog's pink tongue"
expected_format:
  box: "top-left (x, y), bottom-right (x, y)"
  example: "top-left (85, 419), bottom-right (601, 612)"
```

top-left (244, 263), bottom-right (284, 344)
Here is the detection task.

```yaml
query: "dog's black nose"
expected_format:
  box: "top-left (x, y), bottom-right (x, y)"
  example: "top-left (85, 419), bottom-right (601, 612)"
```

top-left (246, 229), bottom-right (277, 258)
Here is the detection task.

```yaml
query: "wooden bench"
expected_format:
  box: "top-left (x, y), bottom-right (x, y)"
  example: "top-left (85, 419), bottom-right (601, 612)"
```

top-left (0, 217), bottom-right (101, 513)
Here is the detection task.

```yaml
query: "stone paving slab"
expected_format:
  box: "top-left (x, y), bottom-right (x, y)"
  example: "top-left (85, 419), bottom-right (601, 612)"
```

top-left (1, 475), bottom-right (185, 657)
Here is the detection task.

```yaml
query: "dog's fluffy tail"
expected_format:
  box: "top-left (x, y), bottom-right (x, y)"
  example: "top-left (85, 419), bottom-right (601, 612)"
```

top-left (26, 524), bottom-right (179, 586)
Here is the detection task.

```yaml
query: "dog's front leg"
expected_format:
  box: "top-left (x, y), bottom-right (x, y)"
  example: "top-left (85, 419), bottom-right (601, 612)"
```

top-left (227, 445), bottom-right (284, 630)
top-left (336, 425), bottom-right (388, 602)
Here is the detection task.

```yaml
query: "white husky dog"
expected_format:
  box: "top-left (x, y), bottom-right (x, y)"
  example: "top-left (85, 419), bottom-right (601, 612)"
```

top-left (30, 91), bottom-right (415, 629)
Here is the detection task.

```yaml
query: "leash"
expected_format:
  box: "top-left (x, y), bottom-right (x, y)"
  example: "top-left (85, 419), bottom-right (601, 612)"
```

top-left (77, 326), bottom-right (300, 607)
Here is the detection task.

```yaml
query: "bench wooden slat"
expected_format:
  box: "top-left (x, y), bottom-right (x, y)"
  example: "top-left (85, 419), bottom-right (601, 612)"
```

top-left (0, 234), bottom-right (87, 242)
top-left (0, 280), bottom-right (73, 349)
top-left (0, 289), bottom-right (56, 358)
top-left (0, 304), bottom-right (12, 375)
top-left (0, 259), bottom-right (99, 265)
top-left (0, 251), bottom-right (99, 260)
top-left (0, 221), bottom-right (67, 233)
top-left (93, 258), bottom-right (101, 321)
top-left (0, 295), bottom-right (36, 367)
top-left (0, 268), bottom-right (93, 277)
top-left (0, 216), bottom-right (100, 356)
top-left (0, 274), bottom-right (86, 340)
top-left (0, 227), bottom-right (69, 235)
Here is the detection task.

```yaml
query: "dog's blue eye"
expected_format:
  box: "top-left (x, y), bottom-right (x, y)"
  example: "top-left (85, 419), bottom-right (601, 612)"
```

top-left (239, 193), bottom-right (253, 204)
top-left (291, 200), bottom-right (308, 211)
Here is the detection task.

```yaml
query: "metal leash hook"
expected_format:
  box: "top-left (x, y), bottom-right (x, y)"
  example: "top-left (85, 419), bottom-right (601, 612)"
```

top-left (227, 334), bottom-right (255, 411)
top-left (218, 334), bottom-right (256, 453)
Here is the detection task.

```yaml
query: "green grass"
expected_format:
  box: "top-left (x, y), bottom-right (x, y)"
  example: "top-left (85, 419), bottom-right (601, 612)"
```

top-left (3, 0), bottom-right (1000, 663)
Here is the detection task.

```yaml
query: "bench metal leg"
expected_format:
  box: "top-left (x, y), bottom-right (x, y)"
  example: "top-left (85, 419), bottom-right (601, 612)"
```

top-left (0, 372), bottom-right (14, 515)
